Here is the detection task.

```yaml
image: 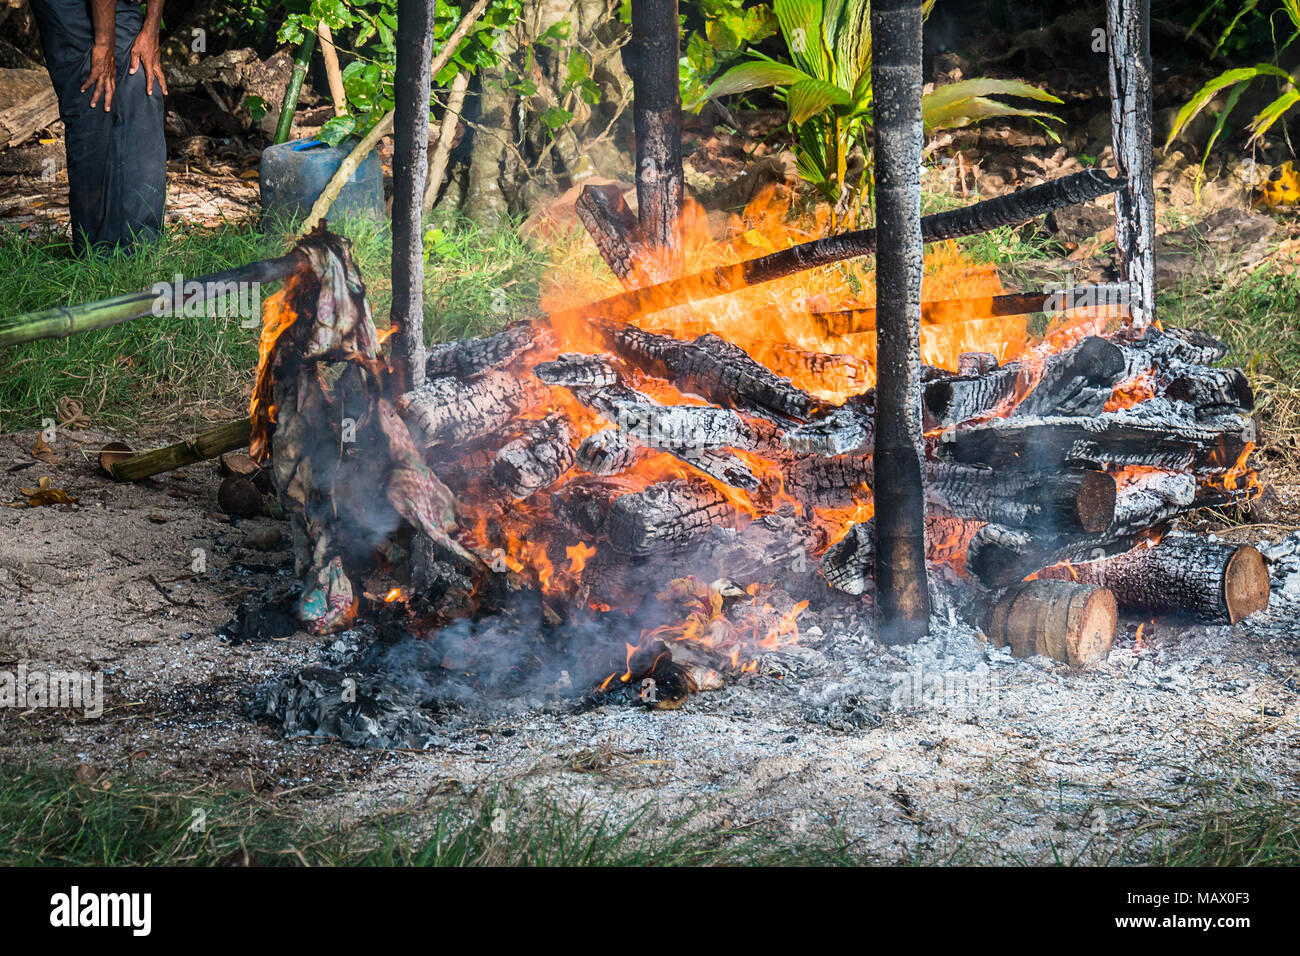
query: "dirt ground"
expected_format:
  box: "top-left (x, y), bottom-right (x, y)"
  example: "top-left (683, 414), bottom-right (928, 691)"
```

top-left (2, 423), bottom-right (1298, 863)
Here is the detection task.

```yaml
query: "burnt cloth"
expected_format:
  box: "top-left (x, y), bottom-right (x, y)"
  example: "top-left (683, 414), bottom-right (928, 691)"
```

top-left (29, 0), bottom-right (166, 253)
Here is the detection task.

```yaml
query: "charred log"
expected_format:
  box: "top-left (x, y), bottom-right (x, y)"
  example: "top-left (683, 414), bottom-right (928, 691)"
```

top-left (552, 474), bottom-right (641, 538)
top-left (397, 369), bottom-right (539, 446)
top-left (986, 579), bottom-right (1117, 666)
top-left (604, 479), bottom-right (735, 556)
top-left (426, 321), bottom-right (541, 379)
top-left (964, 521), bottom-right (1162, 588)
top-left (927, 463), bottom-right (1116, 534)
top-left (923, 364), bottom-right (1019, 428)
top-left (534, 352), bottom-right (620, 389)
top-left (938, 401), bottom-right (1257, 474)
top-left (787, 454), bottom-right (872, 509)
top-left (575, 184), bottom-right (655, 286)
top-left (820, 522), bottom-right (875, 596)
top-left (575, 427), bottom-right (641, 476)
top-left (492, 413), bottom-right (576, 499)
top-left (1038, 536), bottom-right (1269, 623)
top-left (600, 324), bottom-right (820, 419)
top-left (1012, 336), bottom-right (1126, 418)
top-left (783, 393), bottom-right (874, 455)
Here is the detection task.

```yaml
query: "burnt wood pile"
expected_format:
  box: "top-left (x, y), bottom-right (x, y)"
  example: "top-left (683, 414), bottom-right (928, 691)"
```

top-left (394, 308), bottom-right (1267, 655)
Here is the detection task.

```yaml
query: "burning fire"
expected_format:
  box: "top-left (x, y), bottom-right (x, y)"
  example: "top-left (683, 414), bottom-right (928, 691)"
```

top-left (250, 185), bottom-right (1261, 698)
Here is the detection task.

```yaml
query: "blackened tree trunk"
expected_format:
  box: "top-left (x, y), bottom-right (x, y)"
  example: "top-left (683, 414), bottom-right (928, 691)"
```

top-left (391, 0), bottom-right (436, 390)
top-left (629, 0), bottom-right (684, 277)
top-left (1107, 0), bottom-right (1156, 330)
top-left (870, 0), bottom-right (930, 643)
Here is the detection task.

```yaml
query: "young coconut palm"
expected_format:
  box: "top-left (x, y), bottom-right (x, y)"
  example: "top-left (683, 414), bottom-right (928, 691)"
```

top-left (704, 0), bottom-right (1062, 225)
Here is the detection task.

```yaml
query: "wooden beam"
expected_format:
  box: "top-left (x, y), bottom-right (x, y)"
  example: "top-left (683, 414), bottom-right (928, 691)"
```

top-left (871, 0), bottom-right (930, 642)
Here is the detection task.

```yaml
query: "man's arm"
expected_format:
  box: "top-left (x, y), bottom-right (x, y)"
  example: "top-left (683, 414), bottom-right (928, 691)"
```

top-left (80, 0), bottom-right (117, 111)
top-left (130, 0), bottom-right (168, 96)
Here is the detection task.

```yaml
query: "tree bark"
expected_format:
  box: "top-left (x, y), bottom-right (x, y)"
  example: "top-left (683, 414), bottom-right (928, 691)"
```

top-left (629, 0), bottom-right (684, 277)
top-left (391, 0), bottom-right (436, 391)
top-left (1107, 0), bottom-right (1156, 330)
top-left (870, 0), bottom-right (929, 642)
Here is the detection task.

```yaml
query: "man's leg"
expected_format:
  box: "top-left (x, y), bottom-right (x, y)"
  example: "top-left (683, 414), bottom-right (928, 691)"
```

top-left (109, 0), bottom-right (165, 251)
top-left (29, 0), bottom-right (164, 254)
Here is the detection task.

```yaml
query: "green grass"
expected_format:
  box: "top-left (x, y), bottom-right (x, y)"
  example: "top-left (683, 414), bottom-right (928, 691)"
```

top-left (0, 757), bottom-right (870, 866)
top-left (1163, 258), bottom-right (1300, 476)
top-left (3, 756), bottom-right (1297, 866)
top-left (0, 216), bottom-right (561, 432)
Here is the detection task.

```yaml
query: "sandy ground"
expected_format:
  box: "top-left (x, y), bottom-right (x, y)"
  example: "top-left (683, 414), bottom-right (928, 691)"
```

top-left (2, 423), bottom-right (1298, 863)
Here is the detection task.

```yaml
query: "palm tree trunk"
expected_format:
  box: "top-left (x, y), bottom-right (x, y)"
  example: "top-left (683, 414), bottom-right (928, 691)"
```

top-left (870, 0), bottom-right (930, 643)
top-left (391, 0), bottom-right (436, 391)
top-left (629, 0), bottom-right (684, 277)
top-left (1107, 0), bottom-right (1156, 330)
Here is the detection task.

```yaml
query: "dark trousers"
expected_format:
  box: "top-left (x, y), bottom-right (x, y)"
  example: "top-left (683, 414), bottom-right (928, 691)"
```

top-left (29, 0), bottom-right (166, 254)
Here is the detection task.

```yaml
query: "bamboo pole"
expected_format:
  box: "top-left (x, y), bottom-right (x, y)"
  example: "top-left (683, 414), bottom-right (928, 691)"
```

top-left (0, 253), bottom-right (304, 349)
top-left (317, 21), bottom-right (347, 116)
top-left (109, 418), bottom-right (252, 482)
top-left (274, 32), bottom-right (318, 145)
top-left (813, 283), bottom-right (1134, 336)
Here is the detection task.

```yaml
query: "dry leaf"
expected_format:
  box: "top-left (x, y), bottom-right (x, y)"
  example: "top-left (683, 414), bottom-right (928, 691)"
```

top-left (13, 475), bottom-right (78, 507)
top-left (30, 434), bottom-right (62, 465)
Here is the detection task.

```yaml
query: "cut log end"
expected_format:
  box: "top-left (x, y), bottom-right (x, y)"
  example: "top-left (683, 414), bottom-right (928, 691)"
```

top-left (988, 580), bottom-right (1117, 667)
top-left (1077, 469), bottom-right (1118, 534)
top-left (1224, 545), bottom-right (1270, 624)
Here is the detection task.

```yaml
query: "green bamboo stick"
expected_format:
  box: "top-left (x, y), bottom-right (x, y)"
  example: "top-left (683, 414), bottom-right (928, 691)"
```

top-left (0, 253), bottom-right (304, 349)
top-left (274, 31), bottom-right (318, 145)
top-left (109, 418), bottom-right (253, 482)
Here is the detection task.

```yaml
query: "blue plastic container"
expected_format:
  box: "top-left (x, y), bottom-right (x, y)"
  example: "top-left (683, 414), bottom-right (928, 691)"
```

top-left (259, 138), bottom-right (385, 225)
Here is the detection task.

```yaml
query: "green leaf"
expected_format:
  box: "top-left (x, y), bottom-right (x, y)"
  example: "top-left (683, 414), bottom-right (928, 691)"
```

top-left (703, 60), bottom-right (812, 100)
top-left (1165, 64), bottom-right (1292, 146)
top-left (319, 114), bottom-right (356, 147)
top-left (774, 0), bottom-right (826, 78)
top-left (924, 78), bottom-right (1062, 115)
top-left (786, 77), bottom-right (851, 125)
top-left (1248, 87), bottom-right (1300, 142)
top-left (923, 94), bottom-right (1060, 132)
top-left (540, 106), bottom-right (574, 130)
top-left (245, 94), bottom-right (268, 124)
